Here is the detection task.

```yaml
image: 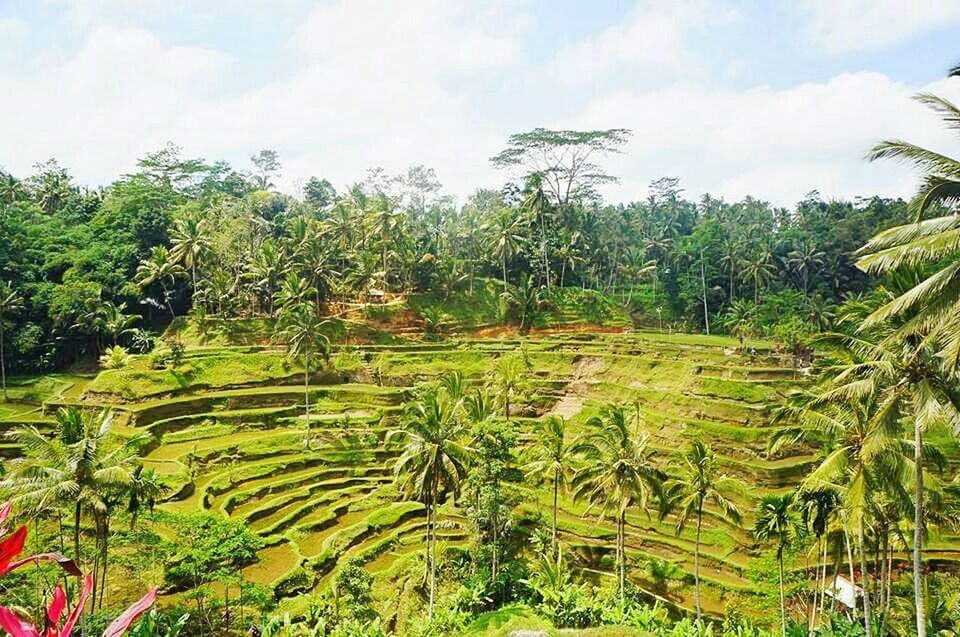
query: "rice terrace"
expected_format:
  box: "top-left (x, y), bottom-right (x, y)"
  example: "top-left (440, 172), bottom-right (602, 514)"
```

top-left (4, 303), bottom-right (861, 632)
top-left (4, 5), bottom-right (960, 636)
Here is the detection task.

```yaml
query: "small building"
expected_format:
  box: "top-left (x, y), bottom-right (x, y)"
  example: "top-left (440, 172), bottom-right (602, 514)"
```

top-left (822, 575), bottom-right (863, 609)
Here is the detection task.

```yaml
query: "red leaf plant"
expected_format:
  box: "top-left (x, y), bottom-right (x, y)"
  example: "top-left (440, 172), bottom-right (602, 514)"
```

top-left (0, 500), bottom-right (157, 637)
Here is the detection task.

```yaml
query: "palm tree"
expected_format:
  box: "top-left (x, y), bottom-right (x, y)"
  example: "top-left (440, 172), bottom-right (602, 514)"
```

top-left (754, 493), bottom-right (796, 637)
top-left (744, 249), bottom-right (775, 304)
top-left (797, 488), bottom-right (841, 632)
top-left (820, 294), bottom-right (960, 637)
top-left (500, 273), bottom-right (545, 334)
top-left (2, 408), bottom-right (142, 603)
top-left (101, 301), bottom-right (140, 347)
top-left (274, 273), bottom-right (317, 313)
top-left (523, 416), bottom-right (575, 557)
top-left (369, 195), bottom-right (400, 290)
top-left (297, 229), bottom-right (340, 309)
top-left (127, 465), bottom-right (165, 531)
top-left (522, 173), bottom-right (552, 289)
top-left (572, 404), bottom-right (664, 612)
top-left (0, 172), bottom-right (27, 205)
top-left (786, 394), bottom-right (901, 637)
top-left (249, 240), bottom-right (286, 316)
top-left (0, 281), bottom-right (23, 401)
top-left (787, 241), bottom-right (825, 294)
top-left (135, 246), bottom-right (185, 326)
top-left (170, 214), bottom-right (211, 294)
top-left (389, 389), bottom-right (471, 620)
top-left (856, 75), bottom-right (960, 374)
top-left (490, 354), bottom-right (527, 418)
top-left (556, 232), bottom-right (584, 288)
top-left (662, 441), bottom-right (741, 621)
top-left (486, 208), bottom-right (527, 289)
top-left (721, 237), bottom-right (743, 302)
top-left (276, 302), bottom-right (330, 447)
top-left (722, 299), bottom-right (756, 348)
top-left (619, 247), bottom-right (656, 301)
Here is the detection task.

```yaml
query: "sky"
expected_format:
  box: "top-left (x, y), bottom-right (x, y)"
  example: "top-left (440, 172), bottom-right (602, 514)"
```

top-left (2, 0), bottom-right (960, 208)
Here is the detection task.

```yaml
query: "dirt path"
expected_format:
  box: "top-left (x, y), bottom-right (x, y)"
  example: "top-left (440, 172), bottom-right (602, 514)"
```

top-left (544, 356), bottom-right (605, 420)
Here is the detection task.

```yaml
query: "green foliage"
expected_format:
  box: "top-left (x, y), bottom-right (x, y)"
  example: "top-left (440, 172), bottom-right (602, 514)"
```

top-left (164, 513), bottom-right (265, 588)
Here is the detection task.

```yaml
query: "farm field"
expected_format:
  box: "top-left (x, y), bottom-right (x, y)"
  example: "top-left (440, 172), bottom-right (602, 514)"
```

top-left (1, 323), bottom-right (886, 631)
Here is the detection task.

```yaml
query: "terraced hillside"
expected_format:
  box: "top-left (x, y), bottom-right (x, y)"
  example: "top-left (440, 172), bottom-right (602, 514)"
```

top-left (10, 327), bottom-right (959, 630)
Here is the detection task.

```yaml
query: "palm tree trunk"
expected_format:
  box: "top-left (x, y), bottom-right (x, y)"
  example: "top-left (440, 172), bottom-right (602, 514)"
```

top-left (618, 512), bottom-right (626, 615)
top-left (884, 537), bottom-right (893, 627)
top-left (914, 418), bottom-right (927, 637)
top-left (552, 470), bottom-right (559, 558)
top-left (845, 529), bottom-right (858, 622)
top-left (694, 501), bottom-right (703, 621)
top-left (428, 472), bottom-right (439, 621)
top-left (1, 321), bottom-right (6, 401)
top-left (492, 500), bottom-right (499, 584)
top-left (817, 535), bottom-right (828, 629)
top-left (778, 548), bottom-right (787, 637)
top-left (73, 500), bottom-right (82, 563)
top-left (539, 211), bottom-right (550, 290)
top-left (502, 253), bottom-right (508, 290)
top-left (303, 352), bottom-right (311, 448)
top-left (858, 525), bottom-right (872, 637)
top-left (700, 250), bottom-right (710, 335)
top-left (100, 518), bottom-right (110, 609)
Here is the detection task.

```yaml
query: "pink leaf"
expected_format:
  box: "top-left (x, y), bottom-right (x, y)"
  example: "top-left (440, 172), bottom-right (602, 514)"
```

top-left (101, 587), bottom-right (157, 637)
top-left (0, 526), bottom-right (28, 575)
top-left (0, 604), bottom-right (39, 637)
top-left (7, 552), bottom-right (83, 578)
top-left (47, 585), bottom-right (67, 626)
top-left (60, 574), bottom-right (93, 637)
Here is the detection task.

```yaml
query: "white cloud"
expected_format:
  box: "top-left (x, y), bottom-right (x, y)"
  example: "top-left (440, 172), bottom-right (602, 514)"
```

top-left (800, 0), bottom-right (960, 53)
top-left (293, 0), bottom-right (522, 76)
top-left (0, 17), bottom-right (28, 39)
top-left (571, 72), bottom-right (960, 206)
top-left (3, 2), bottom-right (960, 211)
top-left (0, 26), bottom-right (229, 180)
top-left (547, 0), bottom-right (737, 86)
top-left (0, 1), bottom-right (526, 198)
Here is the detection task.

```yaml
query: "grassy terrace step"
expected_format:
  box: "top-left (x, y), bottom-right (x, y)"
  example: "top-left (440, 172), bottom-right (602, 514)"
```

top-left (218, 470), bottom-right (391, 515)
top-left (250, 487), bottom-right (380, 535)
top-left (128, 384), bottom-right (408, 426)
top-left (297, 502), bottom-right (430, 579)
top-left (222, 464), bottom-right (391, 515)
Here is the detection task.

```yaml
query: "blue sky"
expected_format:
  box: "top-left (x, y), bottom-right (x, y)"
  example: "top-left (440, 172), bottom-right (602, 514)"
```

top-left (2, 0), bottom-right (960, 207)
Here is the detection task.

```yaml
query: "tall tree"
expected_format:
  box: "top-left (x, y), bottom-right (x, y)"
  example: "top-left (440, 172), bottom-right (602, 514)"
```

top-left (857, 72), bottom-right (960, 373)
top-left (135, 246), bottom-right (185, 327)
top-left (662, 441), bottom-right (742, 621)
top-left (754, 493), bottom-right (797, 637)
top-left (276, 302), bottom-right (329, 448)
top-left (249, 150), bottom-right (281, 190)
top-left (170, 213), bottom-right (211, 294)
top-left (572, 404), bottom-right (663, 612)
top-left (523, 415), bottom-right (575, 557)
top-left (491, 128), bottom-right (632, 205)
top-left (389, 390), bottom-right (470, 620)
top-left (0, 281), bottom-right (23, 401)
top-left (486, 208), bottom-right (527, 289)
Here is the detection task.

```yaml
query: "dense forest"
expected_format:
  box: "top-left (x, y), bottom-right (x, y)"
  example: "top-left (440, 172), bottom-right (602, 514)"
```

top-left (3, 62), bottom-right (960, 637)
top-left (0, 131), bottom-right (909, 377)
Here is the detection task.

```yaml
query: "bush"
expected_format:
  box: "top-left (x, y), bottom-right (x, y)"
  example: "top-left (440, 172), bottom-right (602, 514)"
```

top-left (100, 345), bottom-right (132, 369)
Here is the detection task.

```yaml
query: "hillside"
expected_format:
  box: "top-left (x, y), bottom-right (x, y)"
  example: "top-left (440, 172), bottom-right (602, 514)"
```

top-left (0, 321), bottom-right (821, 626)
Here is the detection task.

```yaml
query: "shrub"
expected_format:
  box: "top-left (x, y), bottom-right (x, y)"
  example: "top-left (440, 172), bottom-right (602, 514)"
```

top-left (100, 345), bottom-right (132, 369)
